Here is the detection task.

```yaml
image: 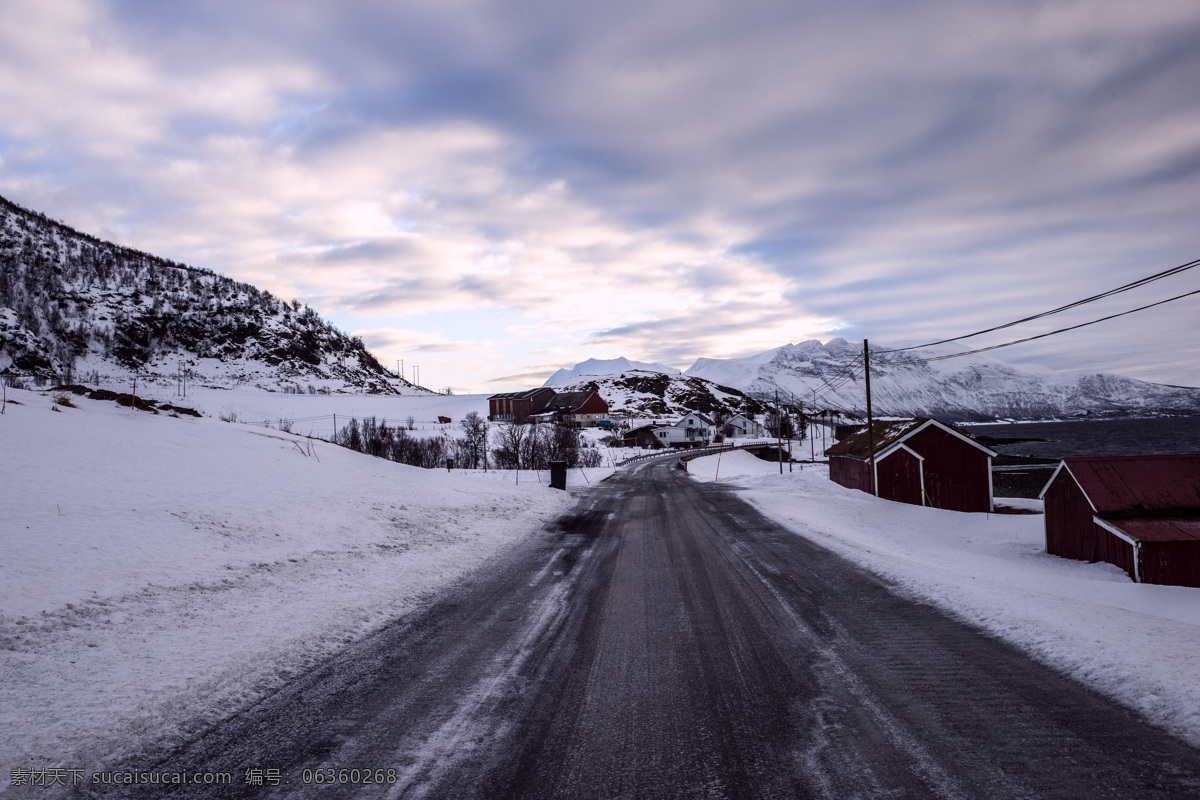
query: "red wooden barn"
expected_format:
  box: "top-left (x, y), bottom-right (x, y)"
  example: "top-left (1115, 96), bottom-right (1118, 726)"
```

top-left (488, 387), bottom-right (556, 421)
top-left (1039, 454), bottom-right (1200, 587)
top-left (538, 390), bottom-right (610, 427)
top-left (488, 388), bottom-right (610, 427)
top-left (826, 418), bottom-right (996, 512)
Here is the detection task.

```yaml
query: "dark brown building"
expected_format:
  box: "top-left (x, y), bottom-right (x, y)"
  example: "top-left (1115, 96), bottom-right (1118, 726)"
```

top-left (488, 388), bottom-right (610, 427)
top-left (1039, 454), bottom-right (1200, 587)
top-left (826, 418), bottom-right (996, 512)
top-left (622, 423), bottom-right (667, 448)
top-left (488, 387), bottom-right (556, 421)
top-left (537, 390), bottom-right (610, 426)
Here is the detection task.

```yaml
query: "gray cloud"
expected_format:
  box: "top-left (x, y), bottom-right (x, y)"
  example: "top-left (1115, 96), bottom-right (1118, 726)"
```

top-left (3, 0), bottom-right (1199, 389)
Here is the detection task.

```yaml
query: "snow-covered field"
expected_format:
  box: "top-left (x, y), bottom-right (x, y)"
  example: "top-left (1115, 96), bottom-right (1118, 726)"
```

top-left (118, 384), bottom-right (631, 459)
top-left (145, 383), bottom-right (491, 440)
top-left (8, 377), bottom-right (1195, 789)
top-left (689, 449), bottom-right (1200, 747)
top-left (0, 386), bottom-right (597, 787)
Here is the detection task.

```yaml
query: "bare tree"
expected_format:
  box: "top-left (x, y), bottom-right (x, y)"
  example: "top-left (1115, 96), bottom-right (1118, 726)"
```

top-left (547, 421), bottom-right (584, 466)
top-left (493, 421), bottom-right (530, 469)
top-left (522, 424), bottom-right (550, 469)
top-left (459, 411), bottom-right (489, 469)
top-left (764, 409), bottom-right (795, 439)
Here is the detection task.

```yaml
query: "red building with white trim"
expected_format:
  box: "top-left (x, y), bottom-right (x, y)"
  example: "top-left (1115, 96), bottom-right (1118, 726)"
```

top-left (488, 388), bottom-right (609, 427)
top-left (1039, 454), bottom-right (1200, 587)
top-left (826, 418), bottom-right (996, 513)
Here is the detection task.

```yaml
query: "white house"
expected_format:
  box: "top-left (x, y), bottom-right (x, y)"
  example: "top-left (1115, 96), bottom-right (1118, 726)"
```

top-left (653, 412), bottom-right (716, 448)
top-left (725, 413), bottom-right (762, 439)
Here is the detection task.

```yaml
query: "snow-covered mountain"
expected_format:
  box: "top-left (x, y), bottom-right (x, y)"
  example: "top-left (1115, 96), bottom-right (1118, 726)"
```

top-left (0, 194), bottom-right (405, 393)
top-left (544, 357), bottom-right (681, 386)
top-left (550, 369), bottom-right (764, 419)
top-left (685, 339), bottom-right (1200, 421)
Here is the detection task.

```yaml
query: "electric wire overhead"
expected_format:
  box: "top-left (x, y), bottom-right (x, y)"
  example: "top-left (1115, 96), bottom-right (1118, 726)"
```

top-left (882, 286), bottom-right (1200, 367)
top-left (786, 256), bottom-right (1198, 416)
top-left (876, 256), bottom-right (1200, 354)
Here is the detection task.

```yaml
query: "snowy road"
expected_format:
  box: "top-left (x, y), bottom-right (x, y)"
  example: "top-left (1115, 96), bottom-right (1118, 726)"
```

top-left (82, 458), bottom-right (1200, 799)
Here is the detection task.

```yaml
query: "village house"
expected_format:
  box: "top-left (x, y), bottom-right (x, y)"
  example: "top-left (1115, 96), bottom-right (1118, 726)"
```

top-left (1039, 454), bottom-right (1200, 587)
top-left (725, 413), bottom-right (763, 439)
top-left (538, 390), bottom-right (610, 427)
top-left (653, 412), bottom-right (716, 449)
top-left (488, 388), bottom-right (610, 427)
top-left (487, 387), bottom-right (556, 422)
top-left (622, 423), bottom-right (668, 448)
top-left (825, 418), bottom-right (996, 513)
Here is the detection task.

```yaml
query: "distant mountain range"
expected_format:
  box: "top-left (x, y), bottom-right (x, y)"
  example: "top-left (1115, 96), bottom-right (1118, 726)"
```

top-left (548, 340), bottom-right (1200, 422)
top-left (0, 194), bottom-right (404, 393)
top-left (544, 357), bottom-right (680, 385)
top-left (686, 339), bottom-right (1200, 421)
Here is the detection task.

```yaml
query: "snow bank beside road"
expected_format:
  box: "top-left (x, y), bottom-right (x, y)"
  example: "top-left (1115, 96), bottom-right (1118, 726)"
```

top-left (688, 453), bottom-right (1200, 747)
top-left (0, 388), bottom-right (579, 785)
top-left (685, 447), bottom-right (801, 481)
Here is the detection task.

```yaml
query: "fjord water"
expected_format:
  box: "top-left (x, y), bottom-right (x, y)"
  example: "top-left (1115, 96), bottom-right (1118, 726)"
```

top-left (973, 416), bottom-right (1200, 459)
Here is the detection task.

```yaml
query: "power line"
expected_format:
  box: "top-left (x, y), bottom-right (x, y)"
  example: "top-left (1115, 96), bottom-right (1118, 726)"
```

top-left (806, 354), bottom-right (866, 398)
top-left (877, 256), bottom-right (1200, 354)
top-left (818, 358), bottom-right (867, 398)
top-left (763, 367), bottom-right (861, 418)
top-left (768, 258), bottom-right (1198, 426)
top-left (781, 355), bottom-right (869, 416)
top-left (776, 378), bottom-right (862, 418)
top-left (881, 287), bottom-right (1200, 366)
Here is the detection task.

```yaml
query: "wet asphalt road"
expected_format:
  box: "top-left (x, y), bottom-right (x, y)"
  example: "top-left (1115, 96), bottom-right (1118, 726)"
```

top-left (84, 458), bottom-right (1200, 799)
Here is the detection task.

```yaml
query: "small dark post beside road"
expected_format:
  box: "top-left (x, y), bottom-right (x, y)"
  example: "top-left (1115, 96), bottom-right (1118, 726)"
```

top-left (864, 339), bottom-right (876, 496)
top-left (549, 460), bottom-right (567, 490)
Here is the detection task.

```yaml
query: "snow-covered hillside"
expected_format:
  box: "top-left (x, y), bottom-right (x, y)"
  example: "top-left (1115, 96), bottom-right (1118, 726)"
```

top-left (544, 357), bottom-right (681, 386)
top-left (686, 338), bottom-right (1200, 421)
top-left (0, 194), bottom-right (407, 394)
top-left (0, 385), bottom-right (590, 780)
top-left (548, 369), bottom-right (765, 419)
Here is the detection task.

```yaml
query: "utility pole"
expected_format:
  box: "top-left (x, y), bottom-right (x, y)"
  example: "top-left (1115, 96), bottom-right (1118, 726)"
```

top-left (864, 339), bottom-right (876, 496)
top-left (811, 389), bottom-right (816, 461)
top-left (775, 390), bottom-right (783, 474)
top-left (787, 404), bottom-right (793, 472)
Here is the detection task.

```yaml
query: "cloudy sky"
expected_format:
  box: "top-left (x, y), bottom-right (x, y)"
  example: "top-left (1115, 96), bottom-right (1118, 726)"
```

top-left (2, 0), bottom-right (1198, 391)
